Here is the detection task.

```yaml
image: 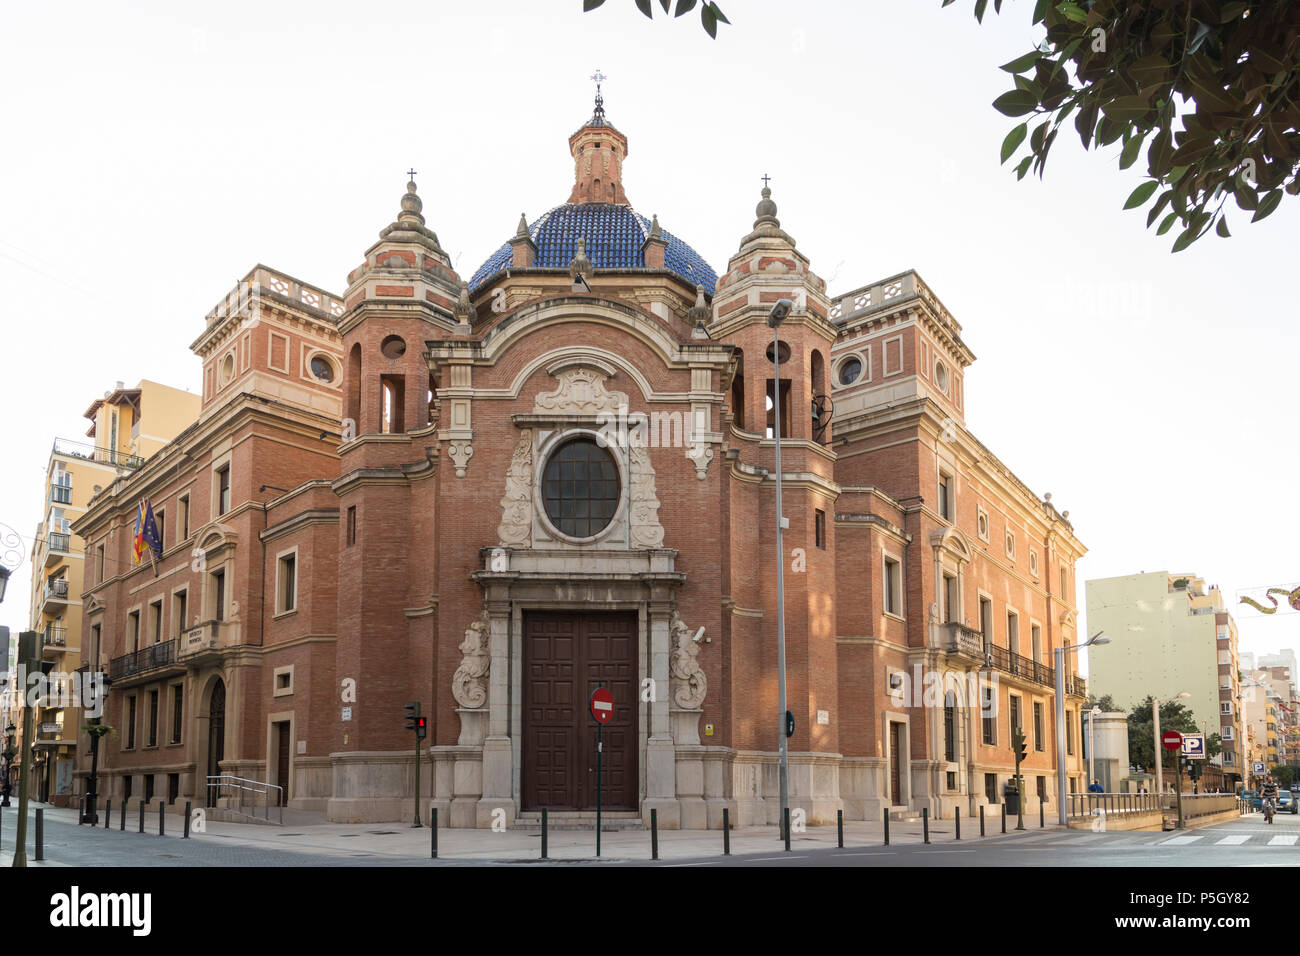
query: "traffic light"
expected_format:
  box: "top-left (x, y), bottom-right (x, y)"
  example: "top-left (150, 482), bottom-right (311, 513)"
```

top-left (785, 711), bottom-right (795, 738)
top-left (1012, 729), bottom-right (1028, 765)
top-left (415, 715), bottom-right (427, 739)
top-left (404, 701), bottom-right (421, 731)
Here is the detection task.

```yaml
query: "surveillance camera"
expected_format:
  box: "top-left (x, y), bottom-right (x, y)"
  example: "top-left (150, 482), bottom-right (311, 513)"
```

top-left (768, 298), bottom-right (793, 328)
top-left (693, 626), bottom-right (705, 643)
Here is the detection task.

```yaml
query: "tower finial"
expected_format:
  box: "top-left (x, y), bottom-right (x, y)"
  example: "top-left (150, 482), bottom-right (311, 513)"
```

top-left (590, 69), bottom-right (607, 124)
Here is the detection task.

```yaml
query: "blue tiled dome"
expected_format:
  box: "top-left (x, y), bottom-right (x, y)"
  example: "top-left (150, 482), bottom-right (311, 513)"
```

top-left (468, 204), bottom-right (718, 295)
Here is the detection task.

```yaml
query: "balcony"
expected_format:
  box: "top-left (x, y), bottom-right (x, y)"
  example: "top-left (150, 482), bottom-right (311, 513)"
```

top-left (52, 438), bottom-right (143, 470)
top-left (1065, 674), bottom-right (1088, 699)
top-left (41, 625), bottom-right (67, 659)
top-left (107, 640), bottom-right (177, 683)
top-left (43, 532), bottom-right (73, 567)
top-left (986, 643), bottom-right (1056, 689)
top-left (41, 577), bottom-right (70, 613)
top-left (942, 623), bottom-right (986, 664)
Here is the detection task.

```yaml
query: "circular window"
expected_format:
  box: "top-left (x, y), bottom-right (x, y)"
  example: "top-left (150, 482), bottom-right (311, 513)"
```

top-left (310, 356), bottom-right (334, 382)
top-left (221, 354), bottom-right (235, 383)
top-left (765, 341), bottom-right (791, 364)
top-left (542, 438), bottom-right (620, 539)
top-left (838, 357), bottom-right (863, 385)
top-left (381, 335), bottom-right (406, 359)
top-left (935, 361), bottom-right (949, 392)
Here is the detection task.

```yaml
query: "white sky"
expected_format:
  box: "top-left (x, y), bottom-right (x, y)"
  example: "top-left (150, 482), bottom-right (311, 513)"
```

top-left (2, 0), bottom-right (1297, 677)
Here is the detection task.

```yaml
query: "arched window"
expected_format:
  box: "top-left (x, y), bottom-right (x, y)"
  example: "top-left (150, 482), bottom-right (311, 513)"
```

top-left (346, 343), bottom-right (361, 431)
top-left (730, 349), bottom-right (745, 430)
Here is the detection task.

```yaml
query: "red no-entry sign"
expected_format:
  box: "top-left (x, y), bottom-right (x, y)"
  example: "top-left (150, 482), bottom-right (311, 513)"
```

top-left (590, 687), bottom-right (614, 724)
top-left (1162, 730), bottom-right (1184, 751)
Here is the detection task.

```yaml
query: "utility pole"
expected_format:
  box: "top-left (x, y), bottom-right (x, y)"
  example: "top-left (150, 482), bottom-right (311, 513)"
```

top-left (13, 631), bottom-right (37, 867)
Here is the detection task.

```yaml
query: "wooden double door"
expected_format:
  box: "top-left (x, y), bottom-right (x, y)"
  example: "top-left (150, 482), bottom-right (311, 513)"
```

top-left (522, 611), bottom-right (637, 811)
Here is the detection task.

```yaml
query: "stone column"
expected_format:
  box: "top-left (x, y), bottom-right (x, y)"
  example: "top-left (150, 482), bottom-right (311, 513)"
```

top-left (644, 599), bottom-right (678, 827)
top-left (477, 598), bottom-right (515, 828)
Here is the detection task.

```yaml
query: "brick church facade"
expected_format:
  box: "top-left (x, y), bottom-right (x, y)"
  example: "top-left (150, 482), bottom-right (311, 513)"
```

top-left (73, 95), bottom-right (1088, 827)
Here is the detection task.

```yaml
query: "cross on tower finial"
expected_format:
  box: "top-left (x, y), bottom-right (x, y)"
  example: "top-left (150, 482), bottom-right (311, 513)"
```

top-left (590, 69), bottom-right (607, 123)
top-left (407, 168), bottom-right (418, 183)
top-left (761, 173), bottom-right (771, 188)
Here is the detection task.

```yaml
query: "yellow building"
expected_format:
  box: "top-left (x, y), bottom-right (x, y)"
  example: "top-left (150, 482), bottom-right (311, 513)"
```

top-left (1086, 571), bottom-right (1246, 786)
top-left (24, 380), bottom-right (199, 804)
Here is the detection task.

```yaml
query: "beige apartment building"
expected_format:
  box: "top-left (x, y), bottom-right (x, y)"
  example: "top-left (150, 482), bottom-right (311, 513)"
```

top-left (1086, 571), bottom-right (1244, 787)
top-left (22, 380), bottom-right (198, 804)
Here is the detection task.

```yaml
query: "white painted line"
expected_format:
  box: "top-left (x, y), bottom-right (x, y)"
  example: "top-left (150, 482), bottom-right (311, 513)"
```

top-left (664, 861), bottom-right (721, 867)
top-left (1158, 836), bottom-right (1204, 846)
top-left (1268, 835), bottom-right (1297, 846)
top-left (1216, 836), bottom-right (1250, 845)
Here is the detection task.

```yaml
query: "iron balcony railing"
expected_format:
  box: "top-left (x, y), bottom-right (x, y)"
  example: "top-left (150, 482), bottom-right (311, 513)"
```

top-left (985, 642), bottom-right (1056, 689)
top-left (44, 578), bottom-right (69, 601)
top-left (107, 640), bottom-right (176, 681)
top-left (46, 531), bottom-right (71, 554)
top-left (42, 625), bottom-right (67, 648)
top-left (52, 438), bottom-right (144, 470)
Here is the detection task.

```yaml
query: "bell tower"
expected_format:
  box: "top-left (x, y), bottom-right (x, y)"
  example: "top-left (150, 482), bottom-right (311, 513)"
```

top-left (566, 72), bottom-right (630, 205)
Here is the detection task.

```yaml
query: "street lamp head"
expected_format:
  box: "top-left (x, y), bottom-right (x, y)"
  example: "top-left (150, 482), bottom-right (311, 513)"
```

top-left (767, 298), bottom-right (793, 328)
top-left (1091, 636), bottom-right (1111, 646)
top-left (0, 562), bottom-right (9, 603)
top-left (1177, 692), bottom-right (1191, 699)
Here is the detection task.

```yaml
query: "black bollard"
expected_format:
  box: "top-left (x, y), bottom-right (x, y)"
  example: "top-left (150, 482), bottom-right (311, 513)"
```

top-left (159, 801), bottom-right (165, 836)
top-left (184, 801), bottom-right (192, 839)
top-left (105, 799), bottom-right (112, 829)
top-left (540, 807), bottom-right (547, 860)
top-left (883, 807), bottom-right (890, 846)
top-left (783, 807), bottom-right (791, 852)
top-left (980, 804), bottom-right (986, 837)
top-left (1001, 803), bottom-right (1007, 834)
top-left (138, 801), bottom-right (145, 834)
top-left (923, 807), bottom-right (930, 844)
top-left (35, 808), bottom-right (44, 861)
top-left (722, 808), bottom-right (731, 856)
top-left (955, 807), bottom-right (961, 840)
top-left (78, 796), bottom-right (85, 825)
top-left (651, 808), bottom-right (659, 861)
top-left (120, 799), bottom-right (126, 831)
top-left (1040, 798), bottom-right (1045, 829)
top-left (431, 807), bottom-right (438, 859)
top-left (837, 809), bottom-right (843, 848)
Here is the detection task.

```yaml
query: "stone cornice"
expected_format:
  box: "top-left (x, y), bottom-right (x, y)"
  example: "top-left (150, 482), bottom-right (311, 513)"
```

top-left (261, 508), bottom-right (340, 543)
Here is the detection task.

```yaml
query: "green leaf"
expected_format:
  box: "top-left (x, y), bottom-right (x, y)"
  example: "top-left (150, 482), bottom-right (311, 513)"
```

top-left (701, 2), bottom-right (716, 37)
top-left (1156, 212), bottom-right (1179, 235)
top-left (1015, 155), bottom-right (1033, 181)
top-left (1102, 96), bottom-right (1153, 122)
top-left (999, 51), bottom-right (1042, 74)
top-left (1032, 0), bottom-right (1049, 24)
top-left (659, 0), bottom-right (671, 12)
top-left (673, 0), bottom-right (696, 14)
top-left (1119, 134), bottom-right (1143, 170)
top-left (992, 89), bottom-right (1040, 117)
top-left (1123, 181), bottom-right (1159, 210)
top-left (583, 0), bottom-right (606, 9)
top-left (710, 2), bottom-right (728, 24)
top-left (1215, 215), bottom-right (1231, 238)
top-left (975, 0), bottom-right (988, 22)
top-left (1001, 122), bottom-right (1028, 164)
top-left (1057, 2), bottom-right (1088, 24)
top-left (1252, 189), bottom-right (1283, 222)
top-left (1127, 55), bottom-right (1171, 89)
top-left (1145, 190), bottom-right (1172, 227)
top-left (1170, 224), bottom-right (1201, 253)
top-left (1233, 182), bottom-right (1257, 211)
top-left (634, 0), bottom-right (653, 18)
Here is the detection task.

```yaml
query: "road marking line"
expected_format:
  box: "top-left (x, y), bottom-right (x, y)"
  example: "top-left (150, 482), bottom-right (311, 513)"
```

top-left (1158, 836), bottom-right (1204, 846)
top-left (1268, 835), bottom-right (1298, 846)
top-left (747, 855), bottom-right (807, 861)
top-left (1216, 836), bottom-right (1250, 845)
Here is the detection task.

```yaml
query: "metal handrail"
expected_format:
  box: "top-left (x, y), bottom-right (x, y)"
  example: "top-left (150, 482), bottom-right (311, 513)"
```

top-left (205, 774), bottom-right (284, 824)
top-left (1065, 790), bottom-right (1162, 818)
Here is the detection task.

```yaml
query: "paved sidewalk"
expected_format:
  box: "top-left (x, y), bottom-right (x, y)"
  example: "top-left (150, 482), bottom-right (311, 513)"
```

top-left (3, 801), bottom-right (1065, 865)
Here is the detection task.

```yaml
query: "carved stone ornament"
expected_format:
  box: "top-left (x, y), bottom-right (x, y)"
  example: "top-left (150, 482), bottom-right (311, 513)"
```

top-left (686, 442), bottom-right (714, 480)
top-left (628, 441), bottom-right (664, 548)
top-left (448, 439), bottom-right (473, 479)
top-left (533, 366), bottom-right (628, 415)
top-left (669, 612), bottom-right (707, 710)
top-left (497, 430), bottom-right (533, 547)
top-left (451, 612), bottom-right (491, 709)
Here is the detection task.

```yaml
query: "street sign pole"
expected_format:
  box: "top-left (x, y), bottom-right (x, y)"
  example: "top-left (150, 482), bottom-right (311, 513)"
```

top-left (589, 687), bottom-right (613, 859)
top-left (596, 720), bottom-right (603, 858)
top-left (1176, 751), bottom-right (1184, 829)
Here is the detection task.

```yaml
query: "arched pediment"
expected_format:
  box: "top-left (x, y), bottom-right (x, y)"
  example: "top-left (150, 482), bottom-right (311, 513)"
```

top-left (930, 526), bottom-right (973, 564)
top-left (194, 520), bottom-right (240, 555)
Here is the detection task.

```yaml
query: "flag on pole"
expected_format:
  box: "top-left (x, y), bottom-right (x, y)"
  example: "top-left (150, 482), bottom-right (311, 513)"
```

top-left (133, 499), bottom-right (162, 565)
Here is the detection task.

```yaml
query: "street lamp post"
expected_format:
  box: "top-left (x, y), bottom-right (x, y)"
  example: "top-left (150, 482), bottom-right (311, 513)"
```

top-left (1055, 631), bottom-right (1111, 825)
top-left (1088, 705), bottom-right (1101, 786)
top-left (769, 298), bottom-right (793, 845)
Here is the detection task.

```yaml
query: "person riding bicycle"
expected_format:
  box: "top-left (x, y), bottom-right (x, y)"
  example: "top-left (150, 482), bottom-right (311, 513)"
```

top-left (1262, 777), bottom-right (1279, 814)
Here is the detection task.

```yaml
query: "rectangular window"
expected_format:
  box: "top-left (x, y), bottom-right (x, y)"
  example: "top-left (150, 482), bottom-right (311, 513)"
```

top-left (982, 689), bottom-right (997, 746)
top-left (149, 600), bottom-right (163, 645)
top-left (168, 773), bottom-right (179, 804)
top-left (1009, 695), bottom-right (1022, 738)
top-left (943, 573), bottom-right (958, 624)
top-left (984, 772), bottom-right (998, 804)
top-left (884, 557), bottom-right (902, 616)
top-left (123, 775), bottom-right (133, 803)
top-left (144, 775), bottom-right (155, 805)
top-left (126, 695), bottom-right (137, 749)
top-left (380, 375), bottom-right (406, 433)
top-left (1031, 624), bottom-right (1042, 663)
top-left (90, 624), bottom-right (101, 671)
top-left (1007, 612), bottom-right (1020, 657)
top-left (944, 696), bottom-right (956, 762)
top-left (764, 379), bottom-right (791, 439)
top-left (1033, 702), bottom-right (1044, 751)
top-left (173, 590), bottom-right (188, 638)
top-left (212, 569), bottom-right (226, 622)
top-left (1221, 701), bottom-right (1233, 714)
top-left (278, 553), bottom-right (297, 613)
top-left (96, 544), bottom-right (105, 582)
top-left (814, 509), bottom-right (826, 550)
top-left (180, 494), bottom-right (190, 540)
top-left (1066, 710), bottom-right (1075, 756)
top-left (128, 610), bottom-right (140, 654)
top-left (979, 597), bottom-right (993, 648)
top-left (217, 465), bottom-right (231, 516)
top-left (1060, 566), bottom-right (1068, 597)
top-left (148, 690), bottom-right (159, 747)
top-left (346, 506), bottom-right (357, 547)
top-left (171, 684), bottom-right (183, 743)
top-left (938, 473), bottom-right (953, 521)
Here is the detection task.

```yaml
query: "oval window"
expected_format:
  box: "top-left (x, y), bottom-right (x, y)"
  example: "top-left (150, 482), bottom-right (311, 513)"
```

top-left (765, 341), bottom-right (791, 364)
top-left (935, 361), bottom-right (949, 392)
top-left (542, 438), bottom-right (620, 538)
top-left (381, 335), bottom-right (407, 359)
top-left (221, 354), bottom-right (235, 383)
top-left (838, 358), bottom-right (863, 385)
top-left (310, 356), bottom-right (334, 382)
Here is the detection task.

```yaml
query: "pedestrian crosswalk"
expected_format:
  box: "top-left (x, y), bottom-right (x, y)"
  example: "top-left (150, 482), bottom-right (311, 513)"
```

top-left (1146, 831), bottom-right (1300, 847)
